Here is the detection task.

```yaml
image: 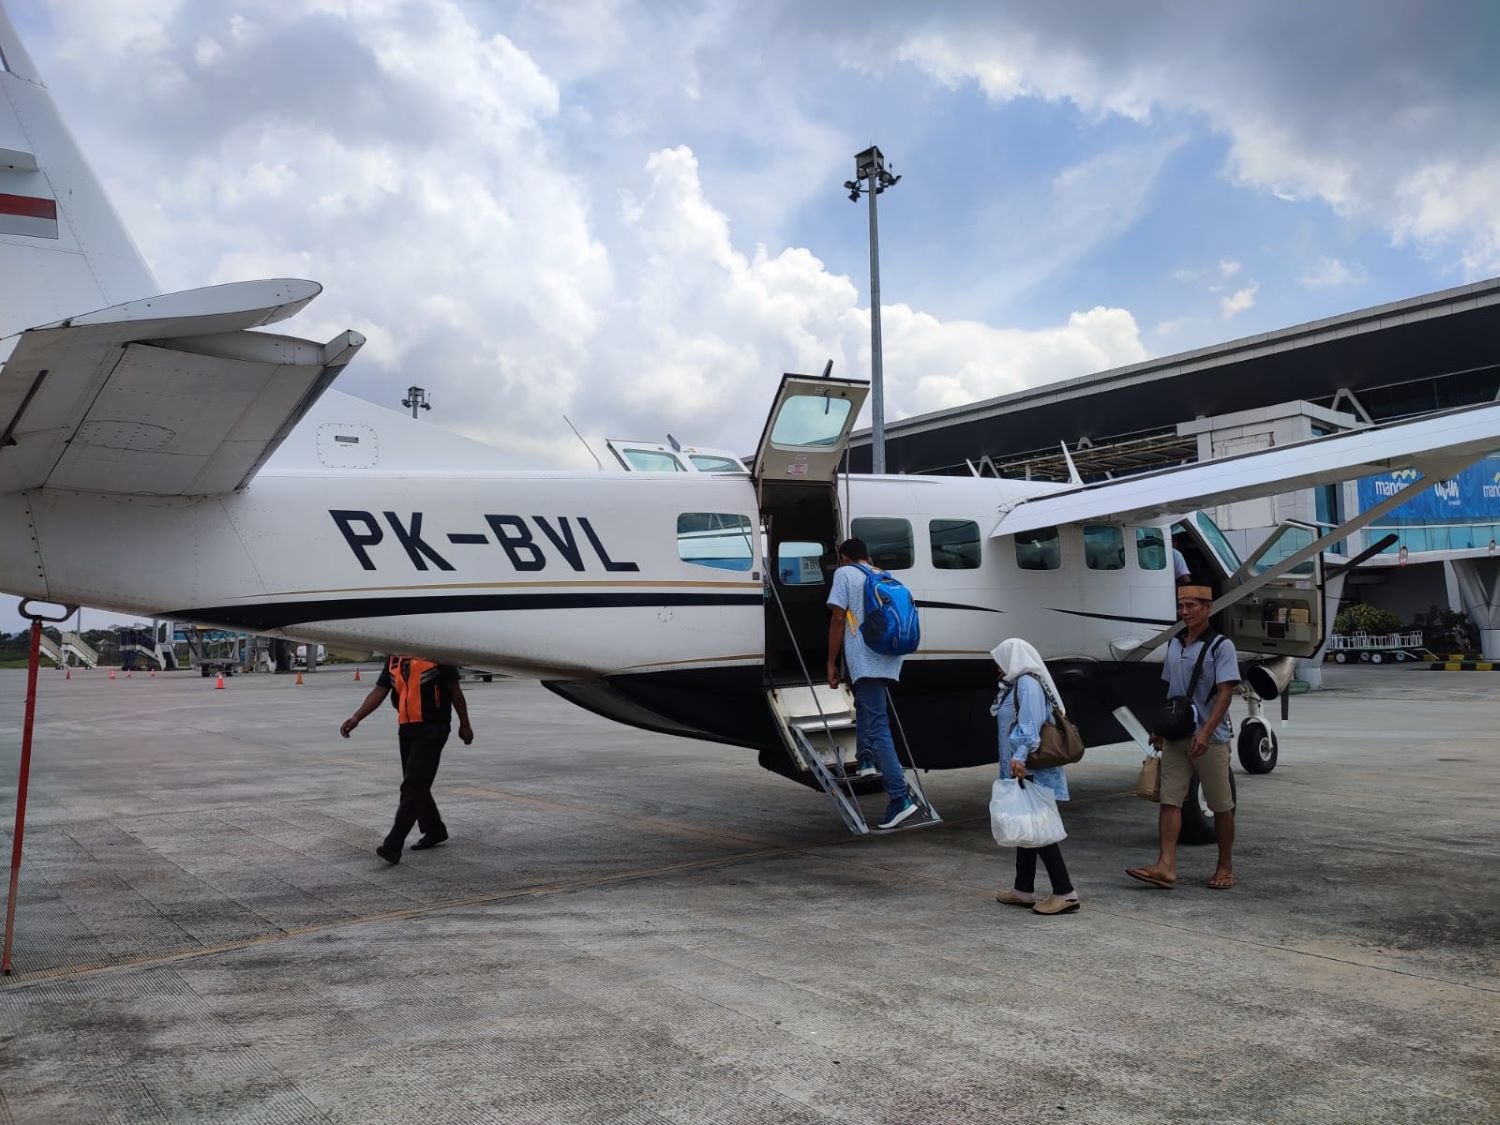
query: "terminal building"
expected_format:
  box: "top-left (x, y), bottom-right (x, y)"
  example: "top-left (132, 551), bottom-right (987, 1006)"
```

top-left (848, 278), bottom-right (1500, 660)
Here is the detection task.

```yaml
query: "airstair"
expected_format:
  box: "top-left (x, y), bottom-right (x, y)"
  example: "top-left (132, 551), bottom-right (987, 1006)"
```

top-left (767, 681), bottom-right (940, 835)
top-left (38, 631), bottom-right (99, 668)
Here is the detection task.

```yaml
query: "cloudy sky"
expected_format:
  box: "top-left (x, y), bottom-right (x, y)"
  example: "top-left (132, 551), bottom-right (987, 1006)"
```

top-left (4, 0), bottom-right (1499, 630)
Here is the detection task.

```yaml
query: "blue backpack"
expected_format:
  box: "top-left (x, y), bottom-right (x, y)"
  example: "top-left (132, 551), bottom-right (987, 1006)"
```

top-left (853, 563), bottom-right (921, 656)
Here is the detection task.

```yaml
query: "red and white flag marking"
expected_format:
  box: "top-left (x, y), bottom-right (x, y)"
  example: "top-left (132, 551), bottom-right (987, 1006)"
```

top-left (0, 193), bottom-right (58, 239)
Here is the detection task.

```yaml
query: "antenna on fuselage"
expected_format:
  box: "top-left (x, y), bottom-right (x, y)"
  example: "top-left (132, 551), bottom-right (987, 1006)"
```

top-left (1059, 441), bottom-right (1084, 487)
top-left (562, 414), bottom-right (604, 470)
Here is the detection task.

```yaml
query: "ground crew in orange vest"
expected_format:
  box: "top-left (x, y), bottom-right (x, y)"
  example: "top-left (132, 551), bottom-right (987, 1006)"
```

top-left (341, 655), bottom-right (474, 864)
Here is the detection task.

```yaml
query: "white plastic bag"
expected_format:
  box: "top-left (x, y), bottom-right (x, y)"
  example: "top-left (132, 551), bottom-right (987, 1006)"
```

top-left (989, 778), bottom-right (1067, 849)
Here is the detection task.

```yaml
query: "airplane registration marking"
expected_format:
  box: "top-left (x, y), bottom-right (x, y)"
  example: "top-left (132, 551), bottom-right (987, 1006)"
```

top-left (331, 510), bottom-right (643, 573)
top-left (264, 578), bottom-right (764, 598)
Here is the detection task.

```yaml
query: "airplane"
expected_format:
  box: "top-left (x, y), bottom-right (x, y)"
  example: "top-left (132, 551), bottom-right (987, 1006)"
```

top-left (3, 5), bottom-right (1498, 841)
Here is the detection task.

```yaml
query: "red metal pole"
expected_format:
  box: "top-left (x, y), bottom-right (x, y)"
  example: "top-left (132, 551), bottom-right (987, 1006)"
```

top-left (2, 620), bottom-right (42, 975)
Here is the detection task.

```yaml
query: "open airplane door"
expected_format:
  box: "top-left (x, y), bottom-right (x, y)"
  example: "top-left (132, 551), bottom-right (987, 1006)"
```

top-left (750, 374), bottom-right (868, 490)
top-left (750, 373), bottom-right (868, 672)
top-left (1222, 521), bottom-right (1327, 659)
top-left (750, 374), bottom-right (933, 835)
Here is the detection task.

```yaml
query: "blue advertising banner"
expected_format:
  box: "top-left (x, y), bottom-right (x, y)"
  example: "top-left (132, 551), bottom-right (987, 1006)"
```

top-left (1357, 456), bottom-right (1500, 524)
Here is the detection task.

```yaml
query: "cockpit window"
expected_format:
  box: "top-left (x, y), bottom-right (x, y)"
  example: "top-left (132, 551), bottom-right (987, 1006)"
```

top-left (688, 454), bottom-right (744, 473)
top-left (624, 449), bottom-right (685, 471)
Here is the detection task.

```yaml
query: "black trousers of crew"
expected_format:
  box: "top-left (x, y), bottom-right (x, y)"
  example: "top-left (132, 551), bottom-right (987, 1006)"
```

top-left (1014, 844), bottom-right (1073, 896)
top-left (383, 721), bottom-right (450, 849)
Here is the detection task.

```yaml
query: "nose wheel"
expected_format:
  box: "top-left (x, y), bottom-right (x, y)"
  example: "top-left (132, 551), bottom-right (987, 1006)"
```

top-left (1237, 717), bottom-right (1278, 774)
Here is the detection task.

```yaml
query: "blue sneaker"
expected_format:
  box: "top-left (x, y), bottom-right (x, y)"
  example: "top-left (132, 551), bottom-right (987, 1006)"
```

top-left (876, 797), bottom-right (918, 830)
top-left (854, 755), bottom-right (878, 779)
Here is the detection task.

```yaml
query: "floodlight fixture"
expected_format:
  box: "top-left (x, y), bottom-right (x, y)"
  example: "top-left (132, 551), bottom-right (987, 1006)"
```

top-left (402, 386), bottom-right (432, 418)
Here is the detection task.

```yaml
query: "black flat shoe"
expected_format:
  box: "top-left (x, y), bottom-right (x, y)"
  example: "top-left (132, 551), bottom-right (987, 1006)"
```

top-left (411, 831), bottom-right (449, 851)
top-left (375, 843), bottom-right (401, 865)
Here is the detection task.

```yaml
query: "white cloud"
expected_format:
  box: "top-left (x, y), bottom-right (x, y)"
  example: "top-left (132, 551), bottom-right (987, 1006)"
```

top-left (1299, 256), bottom-right (1365, 290)
top-left (1218, 259), bottom-right (1242, 278)
top-left (22, 0), bottom-right (1155, 471)
top-left (875, 4), bottom-right (1500, 278)
top-left (1220, 282), bottom-right (1259, 318)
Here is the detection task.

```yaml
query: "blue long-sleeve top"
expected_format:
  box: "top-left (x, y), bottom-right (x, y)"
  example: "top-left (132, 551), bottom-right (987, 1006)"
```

top-left (995, 675), bottom-right (1070, 801)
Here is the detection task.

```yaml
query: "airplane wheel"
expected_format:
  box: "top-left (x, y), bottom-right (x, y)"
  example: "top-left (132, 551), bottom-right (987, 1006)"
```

top-left (1334, 652), bottom-right (1347, 663)
top-left (1371, 652), bottom-right (1384, 664)
top-left (1237, 719), bottom-right (1278, 774)
top-left (1178, 772), bottom-right (1237, 846)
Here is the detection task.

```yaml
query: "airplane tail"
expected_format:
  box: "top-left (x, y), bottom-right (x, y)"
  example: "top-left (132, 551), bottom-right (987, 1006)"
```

top-left (0, 3), bottom-right (160, 345)
top-left (0, 4), bottom-right (363, 504)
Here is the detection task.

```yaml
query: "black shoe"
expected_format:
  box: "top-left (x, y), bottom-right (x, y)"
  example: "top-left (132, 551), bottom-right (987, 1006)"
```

top-left (411, 830), bottom-right (449, 851)
top-left (375, 843), bottom-right (401, 865)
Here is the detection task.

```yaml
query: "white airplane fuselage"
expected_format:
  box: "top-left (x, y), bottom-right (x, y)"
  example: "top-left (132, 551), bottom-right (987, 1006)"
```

top-left (1, 466), bottom-right (1181, 772)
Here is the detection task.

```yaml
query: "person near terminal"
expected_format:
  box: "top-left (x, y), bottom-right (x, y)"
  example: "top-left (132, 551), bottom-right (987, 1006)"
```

top-left (826, 537), bottom-right (919, 830)
top-left (341, 654), bottom-right (474, 864)
top-left (991, 638), bottom-right (1080, 915)
top-left (1128, 586), bottom-right (1240, 891)
top-left (1171, 532), bottom-right (1193, 586)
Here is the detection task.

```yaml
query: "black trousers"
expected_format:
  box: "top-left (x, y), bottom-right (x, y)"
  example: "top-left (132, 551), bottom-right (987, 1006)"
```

top-left (1015, 844), bottom-right (1073, 896)
top-left (384, 722), bottom-right (450, 848)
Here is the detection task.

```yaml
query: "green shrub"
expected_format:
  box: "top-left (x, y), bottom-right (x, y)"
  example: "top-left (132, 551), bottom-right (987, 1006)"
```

top-left (1410, 605), bottom-right (1475, 653)
top-left (1334, 603), bottom-right (1403, 636)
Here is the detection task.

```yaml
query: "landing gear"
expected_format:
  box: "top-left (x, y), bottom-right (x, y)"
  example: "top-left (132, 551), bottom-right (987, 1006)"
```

top-left (1178, 771), bottom-right (1237, 846)
top-left (1237, 718), bottom-right (1278, 774)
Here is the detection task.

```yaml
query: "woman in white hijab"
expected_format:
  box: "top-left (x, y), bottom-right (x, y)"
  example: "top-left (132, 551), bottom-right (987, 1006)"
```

top-left (991, 638), bottom-right (1080, 915)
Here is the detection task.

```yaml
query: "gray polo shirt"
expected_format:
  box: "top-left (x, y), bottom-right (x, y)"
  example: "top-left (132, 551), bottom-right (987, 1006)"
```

top-left (1162, 632), bottom-right (1241, 742)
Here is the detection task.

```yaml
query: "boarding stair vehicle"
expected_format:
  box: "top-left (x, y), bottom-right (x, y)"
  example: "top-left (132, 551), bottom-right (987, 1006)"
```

top-left (37, 631), bottom-right (98, 669)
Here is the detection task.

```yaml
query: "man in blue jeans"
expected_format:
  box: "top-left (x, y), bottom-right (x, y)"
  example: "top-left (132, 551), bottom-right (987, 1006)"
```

top-left (826, 537), bottom-right (918, 829)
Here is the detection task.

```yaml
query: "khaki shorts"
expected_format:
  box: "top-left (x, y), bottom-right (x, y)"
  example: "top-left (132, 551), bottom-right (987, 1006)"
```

top-left (1159, 739), bottom-right (1234, 813)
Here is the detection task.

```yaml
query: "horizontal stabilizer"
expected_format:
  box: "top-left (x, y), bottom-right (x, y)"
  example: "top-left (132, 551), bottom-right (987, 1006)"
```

top-left (0, 279), bottom-right (363, 495)
top-left (991, 401), bottom-right (1500, 536)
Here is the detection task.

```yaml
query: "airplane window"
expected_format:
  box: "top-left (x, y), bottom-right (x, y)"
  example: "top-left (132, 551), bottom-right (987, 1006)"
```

top-left (625, 449), bottom-right (686, 471)
top-left (688, 454), bottom-right (745, 473)
top-left (930, 519), bottom-right (980, 570)
top-left (769, 394), bottom-right (853, 447)
top-left (1015, 527), bottom-right (1061, 571)
top-left (1083, 525), bottom-right (1126, 570)
top-left (777, 540), bottom-right (827, 585)
top-left (851, 517), bottom-right (914, 570)
top-left (1135, 528), bottom-right (1167, 570)
top-left (677, 513), bottom-right (754, 572)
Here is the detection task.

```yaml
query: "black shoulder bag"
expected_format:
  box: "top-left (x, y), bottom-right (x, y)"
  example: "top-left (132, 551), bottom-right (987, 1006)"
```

top-left (1153, 634), bottom-right (1222, 739)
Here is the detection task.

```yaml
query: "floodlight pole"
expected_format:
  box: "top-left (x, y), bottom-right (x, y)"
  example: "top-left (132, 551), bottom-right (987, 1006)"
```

top-left (846, 146), bottom-right (900, 475)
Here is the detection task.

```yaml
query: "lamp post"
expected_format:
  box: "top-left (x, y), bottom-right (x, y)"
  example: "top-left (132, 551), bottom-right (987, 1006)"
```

top-left (845, 145), bottom-right (901, 475)
top-left (401, 386), bottom-right (431, 419)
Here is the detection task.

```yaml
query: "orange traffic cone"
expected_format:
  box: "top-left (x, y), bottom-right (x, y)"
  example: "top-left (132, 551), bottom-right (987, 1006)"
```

top-left (65, 667), bottom-right (71, 680)
top-left (295, 671), bottom-right (304, 686)
top-left (126, 670), bottom-right (133, 679)
top-left (214, 673), bottom-right (225, 690)
top-left (353, 667), bottom-right (362, 682)
top-left (108, 669), bottom-right (117, 680)
top-left (150, 669), bottom-right (157, 678)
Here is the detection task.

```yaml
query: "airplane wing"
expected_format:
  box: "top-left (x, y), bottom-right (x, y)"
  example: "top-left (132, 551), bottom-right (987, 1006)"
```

top-left (990, 401), bottom-right (1500, 537)
top-left (0, 279), bottom-right (362, 496)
